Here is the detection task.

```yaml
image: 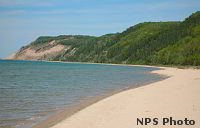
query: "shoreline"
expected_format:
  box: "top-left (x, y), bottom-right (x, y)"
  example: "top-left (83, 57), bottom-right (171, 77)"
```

top-left (4, 59), bottom-right (169, 69)
top-left (5, 59), bottom-right (200, 69)
top-left (39, 67), bottom-right (200, 128)
top-left (32, 65), bottom-right (167, 128)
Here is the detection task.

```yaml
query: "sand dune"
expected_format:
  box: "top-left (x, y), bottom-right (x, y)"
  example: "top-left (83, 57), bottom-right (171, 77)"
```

top-left (10, 45), bottom-right (65, 60)
top-left (22, 45), bottom-right (65, 58)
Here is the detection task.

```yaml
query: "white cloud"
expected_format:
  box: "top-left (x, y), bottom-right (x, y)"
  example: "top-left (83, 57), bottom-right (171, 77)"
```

top-left (118, 1), bottom-right (200, 11)
top-left (0, 0), bottom-right (53, 7)
top-left (0, 8), bottom-right (110, 16)
top-left (0, 10), bottom-right (26, 15)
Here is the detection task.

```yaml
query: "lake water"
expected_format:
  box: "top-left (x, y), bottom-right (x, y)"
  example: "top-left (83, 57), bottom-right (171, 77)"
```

top-left (0, 60), bottom-right (164, 128)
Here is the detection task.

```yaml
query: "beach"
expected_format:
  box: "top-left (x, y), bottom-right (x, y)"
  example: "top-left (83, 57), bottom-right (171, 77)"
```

top-left (46, 66), bottom-right (200, 128)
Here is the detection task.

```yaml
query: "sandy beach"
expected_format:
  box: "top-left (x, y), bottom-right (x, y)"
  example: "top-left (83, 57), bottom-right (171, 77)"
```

top-left (43, 66), bottom-right (200, 128)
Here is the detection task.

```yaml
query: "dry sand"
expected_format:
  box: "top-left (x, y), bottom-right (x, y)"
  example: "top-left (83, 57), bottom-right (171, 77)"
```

top-left (8, 44), bottom-right (66, 60)
top-left (48, 67), bottom-right (200, 128)
top-left (18, 45), bottom-right (65, 59)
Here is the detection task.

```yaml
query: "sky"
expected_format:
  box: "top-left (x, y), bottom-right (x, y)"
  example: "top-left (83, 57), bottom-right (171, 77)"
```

top-left (0, 0), bottom-right (200, 58)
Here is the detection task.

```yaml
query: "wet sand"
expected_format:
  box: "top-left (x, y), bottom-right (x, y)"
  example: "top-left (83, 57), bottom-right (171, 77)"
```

top-left (47, 67), bottom-right (200, 128)
top-left (32, 65), bottom-right (165, 128)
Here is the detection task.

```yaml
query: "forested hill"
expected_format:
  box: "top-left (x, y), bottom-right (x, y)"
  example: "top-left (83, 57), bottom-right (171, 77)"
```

top-left (10, 11), bottom-right (200, 66)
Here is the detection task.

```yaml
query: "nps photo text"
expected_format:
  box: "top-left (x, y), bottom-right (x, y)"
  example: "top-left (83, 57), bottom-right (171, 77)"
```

top-left (137, 117), bottom-right (196, 126)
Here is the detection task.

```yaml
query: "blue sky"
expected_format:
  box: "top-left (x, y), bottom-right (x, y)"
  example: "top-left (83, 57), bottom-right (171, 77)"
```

top-left (0, 0), bottom-right (199, 58)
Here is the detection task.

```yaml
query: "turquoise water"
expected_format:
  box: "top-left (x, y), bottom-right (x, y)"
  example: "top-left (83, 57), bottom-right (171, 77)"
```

top-left (0, 60), bottom-right (163, 128)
